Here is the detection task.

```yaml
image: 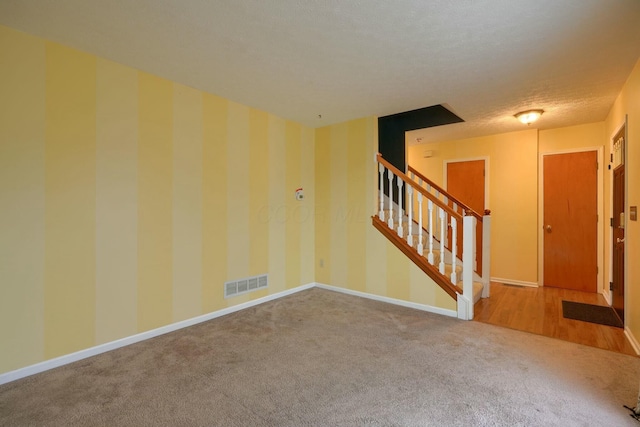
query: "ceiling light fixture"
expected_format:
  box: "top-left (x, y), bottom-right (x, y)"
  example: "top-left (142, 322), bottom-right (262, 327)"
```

top-left (514, 109), bottom-right (544, 125)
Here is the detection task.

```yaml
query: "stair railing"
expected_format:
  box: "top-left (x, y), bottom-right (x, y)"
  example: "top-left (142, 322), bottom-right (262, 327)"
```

top-left (376, 154), bottom-right (479, 318)
top-left (408, 164), bottom-right (491, 296)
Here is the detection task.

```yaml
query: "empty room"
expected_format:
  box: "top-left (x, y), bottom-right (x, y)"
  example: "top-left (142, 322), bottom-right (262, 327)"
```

top-left (2, 1), bottom-right (640, 425)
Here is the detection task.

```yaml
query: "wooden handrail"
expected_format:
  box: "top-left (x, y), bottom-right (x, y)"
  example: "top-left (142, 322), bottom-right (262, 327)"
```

top-left (377, 154), bottom-right (462, 222)
top-left (407, 164), bottom-right (483, 222)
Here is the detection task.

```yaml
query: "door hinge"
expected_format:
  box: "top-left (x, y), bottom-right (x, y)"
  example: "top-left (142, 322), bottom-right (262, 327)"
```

top-left (611, 153), bottom-right (614, 163)
top-left (610, 282), bottom-right (614, 291)
top-left (610, 217), bottom-right (614, 227)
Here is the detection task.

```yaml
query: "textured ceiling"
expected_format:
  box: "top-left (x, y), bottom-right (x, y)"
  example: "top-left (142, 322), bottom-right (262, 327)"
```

top-left (2, 0), bottom-right (640, 143)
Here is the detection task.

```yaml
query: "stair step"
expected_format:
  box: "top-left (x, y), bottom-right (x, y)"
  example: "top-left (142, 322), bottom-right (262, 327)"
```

top-left (456, 281), bottom-right (484, 304)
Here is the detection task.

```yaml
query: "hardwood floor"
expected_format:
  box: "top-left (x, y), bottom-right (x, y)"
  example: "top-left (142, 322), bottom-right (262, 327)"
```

top-left (474, 282), bottom-right (637, 356)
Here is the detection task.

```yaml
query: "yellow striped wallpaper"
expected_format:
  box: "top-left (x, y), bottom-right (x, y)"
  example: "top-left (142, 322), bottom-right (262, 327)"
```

top-left (0, 25), bottom-right (315, 374)
top-left (0, 25), bottom-right (456, 376)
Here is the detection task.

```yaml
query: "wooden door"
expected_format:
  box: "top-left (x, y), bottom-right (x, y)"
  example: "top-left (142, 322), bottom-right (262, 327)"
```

top-left (446, 160), bottom-right (485, 271)
top-left (612, 164), bottom-right (625, 321)
top-left (543, 151), bottom-right (597, 292)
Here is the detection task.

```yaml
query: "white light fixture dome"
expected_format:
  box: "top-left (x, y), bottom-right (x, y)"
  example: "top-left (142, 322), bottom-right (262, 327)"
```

top-left (514, 109), bottom-right (544, 125)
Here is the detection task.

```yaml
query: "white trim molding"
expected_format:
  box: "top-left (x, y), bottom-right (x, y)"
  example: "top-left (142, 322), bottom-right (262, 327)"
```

top-left (0, 283), bottom-right (315, 386)
top-left (314, 283), bottom-right (458, 318)
top-left (491, 277), bottom-right (538, 288)
top-left (624, 327), bottom-right (640, 356)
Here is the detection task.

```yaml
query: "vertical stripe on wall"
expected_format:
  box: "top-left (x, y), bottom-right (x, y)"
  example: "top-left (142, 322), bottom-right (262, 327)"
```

top-left (329, 123), bottom-right (348, 287)
top-left (386, 241), bottom-right (411, 301)
top-left (299, 126), bottom-right (315, 285)
top-left (138, 72), bottom-right (173, 331)
top-left (249, 109), bottom-right (269, 277)
top-left (227, 102), bottom-right (250, 282)
top-left (268, 116), bottom-right (287, 293)
top-left (172, 84), bottom-right (203, 322)
top-left (315, 127), bottom-right (331, 284)
top-left (44, 42), bottom-right (97, 358)
top-left (346, 119), bottom-right (368, 292)
top-left (0, 27), bottom-right (45, 371)
top-left (365, 118), bottom-right (388, 296)
top-left (285, 122), bottom-right (302, 289)
top-left (202, 94), bottom-right (228, 313)
top-left (95, 59), bottom-right (138, 344)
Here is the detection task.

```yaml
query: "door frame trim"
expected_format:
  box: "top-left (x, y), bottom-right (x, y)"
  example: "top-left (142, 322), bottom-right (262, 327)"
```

top-left (443, 156), bottom-right (490, 211)
top-left (607, 118), bottom-right (628, 316)
top-left (538, 147), bottom-right (604, 292)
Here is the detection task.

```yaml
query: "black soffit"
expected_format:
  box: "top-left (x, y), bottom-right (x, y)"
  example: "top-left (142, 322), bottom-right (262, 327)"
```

top-left (378, 104), bottom-right (464, 131)
top-left (377, 104), bottom-right (463, 173)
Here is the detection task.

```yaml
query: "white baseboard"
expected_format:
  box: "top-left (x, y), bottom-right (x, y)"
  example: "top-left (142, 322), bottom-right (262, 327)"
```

top-left (0, 283), bottom-right (315, 386)
top-left (491, 277), bottom-right (538, 288)
top-left (314, 282), bottom-right (458, 318)
top-left (624, 327), bottom-right (640, 356)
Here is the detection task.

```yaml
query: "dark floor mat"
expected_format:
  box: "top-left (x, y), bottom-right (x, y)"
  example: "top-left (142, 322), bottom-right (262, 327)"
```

top-left (562, 300), bottom-right (623, 328)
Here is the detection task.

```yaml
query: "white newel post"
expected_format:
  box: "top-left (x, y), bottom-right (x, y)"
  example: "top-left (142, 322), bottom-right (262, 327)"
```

top-left (427, 199), bottom-right (434, 264)
top-left (482, 213), bottom-right (491, 298)
top-left (459, 214), bottom-right (477, 320)
top-left (438, 208), bottom-right (446, 274)
top-left (417, 193), bottom-right (424, 256)
top-left (378, 163), bottom-right (385, 221)
top-left (387, 169), bottom-right (394, 229)
top-left (450, 217), bottom-right (457, 285)
top-left (397, 177), bottom-right (403, 237)
top-left (406, 186), bottom-right (413, 246)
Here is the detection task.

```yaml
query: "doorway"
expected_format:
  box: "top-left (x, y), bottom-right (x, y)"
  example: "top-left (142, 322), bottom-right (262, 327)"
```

top-left (611, 124), bottom-right (626, 322)
top-left (542, 151), bottom-right (598, 292)
top-left (445, 159), bottom-right (487, 272)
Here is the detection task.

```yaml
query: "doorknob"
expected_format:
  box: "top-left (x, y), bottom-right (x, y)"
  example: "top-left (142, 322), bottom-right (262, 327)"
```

top-left (545, 225), bottom-right (552, 233)
top-left (617, 237), bottom-right (625, 243)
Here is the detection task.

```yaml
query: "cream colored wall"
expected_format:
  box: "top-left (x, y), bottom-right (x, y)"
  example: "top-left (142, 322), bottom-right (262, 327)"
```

top-left (539, 122), bottom-right (605, 153)
top-left (408, 130), bottom-right (539, 285)
top-left (605, 58), bottom-right (640, 343)
top-left (0, 25), bottom-right (315, 375)
top-left (315, 119), bottom-right (456, 312)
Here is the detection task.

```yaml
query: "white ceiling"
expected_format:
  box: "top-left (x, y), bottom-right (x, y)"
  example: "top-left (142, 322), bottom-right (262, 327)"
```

top-left (2, 0), bottom-right (640, 144)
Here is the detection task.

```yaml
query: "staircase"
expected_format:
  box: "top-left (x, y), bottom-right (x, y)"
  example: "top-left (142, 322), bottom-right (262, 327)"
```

top-left (373, 154), bottom-right (491, 320)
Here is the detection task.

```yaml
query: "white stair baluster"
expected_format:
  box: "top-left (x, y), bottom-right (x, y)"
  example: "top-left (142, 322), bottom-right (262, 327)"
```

top-left (417, 193), bottom-right (424, 256)
top-left (451, 217), bottom-right (458, 284)
top-left (397, 177), bottom-right (403, 237)
top-left (406, 186), bottom-right (413, 246)
top-left (462, 215), bottom-right (477, 320)
top-left (378, 163), bottom-right (385, 221)
top-left (427, 199), bottom-right (434, 264)
top-left (387, 169), bottom-right (394, 229)
top-left (482, 213), bottom-right (491, 298)
top-left (439, 208), bottom-right (446, 274)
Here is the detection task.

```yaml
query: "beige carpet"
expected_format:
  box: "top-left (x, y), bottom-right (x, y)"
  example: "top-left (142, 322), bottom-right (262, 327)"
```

top-left (1, 288), bottom-right (639, 426)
